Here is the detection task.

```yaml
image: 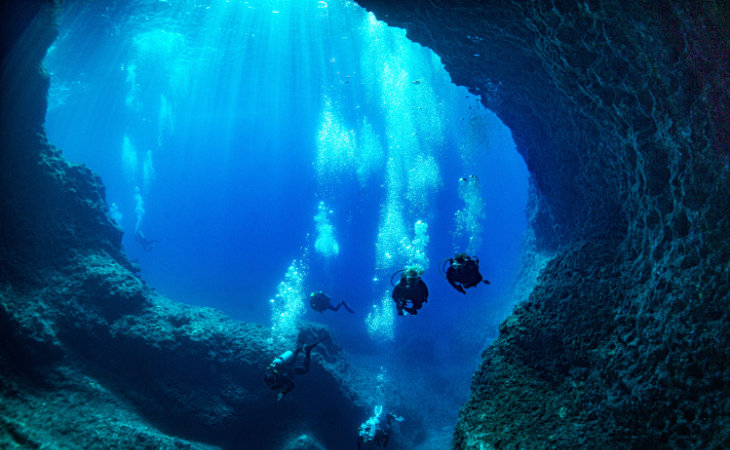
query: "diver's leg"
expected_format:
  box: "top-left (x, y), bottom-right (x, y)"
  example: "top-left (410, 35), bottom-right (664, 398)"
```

top-left (331, 301), bottom-right (355, 313)
top-left (294, 346), bottom-right (313, 375)
top-left (293, 336), bottom-right (327, 375)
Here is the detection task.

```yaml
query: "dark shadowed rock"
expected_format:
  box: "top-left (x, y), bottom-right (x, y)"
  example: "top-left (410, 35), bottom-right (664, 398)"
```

top-left (354, 0), bottom-right (730, 448)
top-left (0, 253), bottom-right (367, 449)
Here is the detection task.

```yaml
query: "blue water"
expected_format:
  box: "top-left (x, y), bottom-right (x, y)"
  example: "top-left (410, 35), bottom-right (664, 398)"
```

top-left (44, 0), bottom-right (528, 446)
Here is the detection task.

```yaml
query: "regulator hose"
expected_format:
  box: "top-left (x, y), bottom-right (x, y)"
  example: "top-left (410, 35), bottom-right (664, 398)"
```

top-left (438, 258), bottom-right (451, 279)
top-left (390, 269), bottom-right (404, 287)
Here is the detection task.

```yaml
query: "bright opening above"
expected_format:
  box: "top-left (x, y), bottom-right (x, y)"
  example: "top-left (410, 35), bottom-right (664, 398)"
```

top-left (44, 1), bottom-right (530, 446)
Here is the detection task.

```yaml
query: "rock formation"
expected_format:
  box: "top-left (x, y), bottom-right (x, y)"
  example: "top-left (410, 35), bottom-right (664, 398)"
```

top-left (1, 2), bottom-right (367, 448)
top-left (2, 0), bottom-right (729, 448)
top-left (353, 0), bottom-right (729, 448)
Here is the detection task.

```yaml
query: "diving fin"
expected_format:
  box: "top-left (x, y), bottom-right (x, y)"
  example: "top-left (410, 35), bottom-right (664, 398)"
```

top-left (305, 335), bottom-right (329, 352)
top-left (342, 301), bottom-right (355, 314)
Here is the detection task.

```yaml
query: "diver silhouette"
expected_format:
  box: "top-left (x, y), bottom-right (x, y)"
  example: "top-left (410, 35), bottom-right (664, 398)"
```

top-left (391, 265), bottom-right (429, 316)
top-left (264, 336), bottom-right (327, 400)
top-left (310, 291), bottom-right (355, 314)
top-left (441, 253), bottom-right (490, 294)
top-left (357, 405), bottom-right (404, 449)
top-left (134, 229), bottom-right (158, 252)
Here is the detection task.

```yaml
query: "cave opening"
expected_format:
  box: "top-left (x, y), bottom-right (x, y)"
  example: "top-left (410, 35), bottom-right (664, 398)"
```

top-left (4, 0), bottom-right (729, 447)
top-left (42, 0), bottom-right (534, 445)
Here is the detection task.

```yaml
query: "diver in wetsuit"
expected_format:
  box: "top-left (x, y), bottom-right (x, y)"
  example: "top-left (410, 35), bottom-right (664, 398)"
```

top-left (443, 253), bottom-right (490, 294)
top-left (357, 405), bottom-right (404, 449)
top-left (134, 229), bottom-right (158, 252)
top-left (391, 265), bottom-right (429, 316)
top-left (264, 336), bottom-right (327, 400)
top-left (310, 291), bottom-right (355, 314)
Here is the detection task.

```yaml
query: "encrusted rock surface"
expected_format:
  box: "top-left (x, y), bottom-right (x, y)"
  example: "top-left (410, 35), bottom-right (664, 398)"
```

top-left (1, 2), bottom-right (367, 448)
top-left (0, 268), bottom-right (365, 448)
top-left (3, 0), bottom-right (730, 448)
top-left (355, 0), bottom-right (729, 448)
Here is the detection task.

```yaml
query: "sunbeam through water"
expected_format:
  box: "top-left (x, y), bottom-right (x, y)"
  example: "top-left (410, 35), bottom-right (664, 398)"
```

top-left (43, 0), bottom-right (529, 447)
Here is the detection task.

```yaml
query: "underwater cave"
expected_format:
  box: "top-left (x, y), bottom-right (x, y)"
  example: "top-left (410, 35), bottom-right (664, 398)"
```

top-left (1, 0), bottom-right (729, 449)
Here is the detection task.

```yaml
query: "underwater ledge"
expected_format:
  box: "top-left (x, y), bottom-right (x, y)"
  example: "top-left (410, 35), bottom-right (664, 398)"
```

top-left (0, 0), bottom-right (729, 449)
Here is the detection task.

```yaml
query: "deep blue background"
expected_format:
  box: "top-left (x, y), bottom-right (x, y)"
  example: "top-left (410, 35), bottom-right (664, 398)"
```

top-left (44, 0), bottom-right (529, 442)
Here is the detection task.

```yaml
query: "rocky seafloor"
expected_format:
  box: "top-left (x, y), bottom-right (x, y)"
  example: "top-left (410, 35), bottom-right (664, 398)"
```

top-left (2, 0), bottom-right (729, 449)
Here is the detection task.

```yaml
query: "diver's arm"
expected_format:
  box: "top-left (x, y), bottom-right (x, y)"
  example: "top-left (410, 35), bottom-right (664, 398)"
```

top-left (450, 278), bottom-right (466, 294)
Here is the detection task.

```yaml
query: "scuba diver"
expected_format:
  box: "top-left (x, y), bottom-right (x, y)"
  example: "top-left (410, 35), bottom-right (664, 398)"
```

top-left (134, 229), bottom-right (158, 252)
top-left (458, 174), bottom-right (479, 183)
top-left (264, 336), bottom-right (327, 400)
top-left (310, 291), bottom-right (355, 314)
top-left (441, 253), bottom-right (490, 294)
top-left (357, 405), bottom-right (404, 449)
top-left (391, 265), bottom-right (429, 316)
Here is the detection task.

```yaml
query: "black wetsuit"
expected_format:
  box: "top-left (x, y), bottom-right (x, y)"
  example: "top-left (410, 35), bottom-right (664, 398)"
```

top-left (310, 291), bottom-right (354, 313)
top-left (134, 230), bottom-right (157, 252)
top-left (357, 411), bottom-right (398, 449)
top-left (391, 276), bottom-right (429, 315)
top-left (264, 346), bottom-right (314, 397)
top-left (446, 256), bottom-right (489, 294)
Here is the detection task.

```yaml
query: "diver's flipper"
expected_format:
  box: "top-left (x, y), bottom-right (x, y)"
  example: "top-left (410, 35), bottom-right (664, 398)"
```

top-left (305, 335), bottom-right (329, 352)
top-left (483, 279), bottom-right (491, 285)
top-left (342, 301), bottom-right (355, 314)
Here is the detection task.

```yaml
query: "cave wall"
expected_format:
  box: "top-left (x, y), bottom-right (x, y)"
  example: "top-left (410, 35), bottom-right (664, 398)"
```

top-left (2, 0), bottom-right (729, 448)
top-left (0, 2), bottom-right (368, 448)
top-left (353, 0), bottom-right (730, 448)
